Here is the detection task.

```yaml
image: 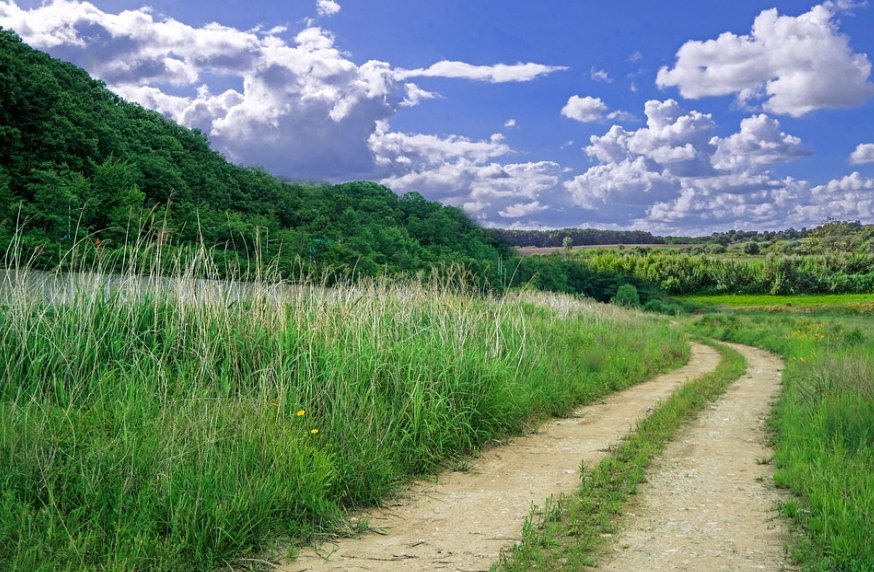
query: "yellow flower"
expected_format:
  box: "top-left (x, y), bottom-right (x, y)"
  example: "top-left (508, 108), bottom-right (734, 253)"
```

top-left (310, 428), bottom-right (320, 435)
top-left (296, 409), bottom-right (306, 417)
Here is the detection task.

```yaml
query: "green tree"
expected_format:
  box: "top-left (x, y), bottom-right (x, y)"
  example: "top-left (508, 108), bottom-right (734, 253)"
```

top-left (611, 283), bottom-right (640, 307)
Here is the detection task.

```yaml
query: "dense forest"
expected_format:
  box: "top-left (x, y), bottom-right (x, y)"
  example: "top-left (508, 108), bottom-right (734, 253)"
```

top-left (0, 29), bottom-right (512, 284)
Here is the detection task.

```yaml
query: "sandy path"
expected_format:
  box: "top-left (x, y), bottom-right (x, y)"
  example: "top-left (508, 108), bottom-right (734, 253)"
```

top-left (283, 342), bottom-right (720, 572)
top-left (597, 342), bottom-right (792, 571)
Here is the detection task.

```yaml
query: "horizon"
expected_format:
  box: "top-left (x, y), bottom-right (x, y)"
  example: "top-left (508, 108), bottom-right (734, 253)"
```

top-left (2, 0), bottom-right (873, 235)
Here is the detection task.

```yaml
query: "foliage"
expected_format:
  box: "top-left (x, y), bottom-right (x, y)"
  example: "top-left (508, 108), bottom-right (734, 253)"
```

top-left (691, 311), bottom-right (874, 570)
top-left (571, 249), bottom-right (874, 296)
top-left (611, 283), bottom-right (640, 307)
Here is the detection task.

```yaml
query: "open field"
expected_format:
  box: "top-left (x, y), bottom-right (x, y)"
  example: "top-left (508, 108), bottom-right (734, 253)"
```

top-left (681, 292), bottom-right (874, 310)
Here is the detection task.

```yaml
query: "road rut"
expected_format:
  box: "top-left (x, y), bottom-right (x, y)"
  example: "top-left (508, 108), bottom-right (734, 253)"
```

top-left (597, 342), bottom-right (792, 571)
top-left (285, 343), bottom-right (720, 571)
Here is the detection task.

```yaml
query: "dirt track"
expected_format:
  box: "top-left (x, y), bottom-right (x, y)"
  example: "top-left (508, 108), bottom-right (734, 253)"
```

top-left (597, 342), bottom-right (791, 571)
top-left (284, 343), bottom-right (720, 571)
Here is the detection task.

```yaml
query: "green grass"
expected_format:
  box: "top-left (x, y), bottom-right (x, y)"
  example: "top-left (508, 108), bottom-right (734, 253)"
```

top-left (692, 311), bottom-right (874, 570)
top-left (680, 293), bottom-right (874, 310)
top-left (0, 263), bottom-right (688, 571)
top-left (497, 341), bottom-right (746, 571)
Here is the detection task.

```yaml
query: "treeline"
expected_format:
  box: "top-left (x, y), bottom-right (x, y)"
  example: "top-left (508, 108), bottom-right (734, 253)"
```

top-left (0, 29), bottom-right (511, 284)
top-left (493, 226), bottom-right (815, 248)
top-left (581, 250), bottom-right (874, 295)
top-left (492, 228), bottom-right (670, 248)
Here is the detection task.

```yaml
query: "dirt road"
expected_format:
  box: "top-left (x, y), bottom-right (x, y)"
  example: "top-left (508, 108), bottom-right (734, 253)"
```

top-left (284, 343), bottom-right (720, 571)
top-left (597, 342), bottom-right (791, 571)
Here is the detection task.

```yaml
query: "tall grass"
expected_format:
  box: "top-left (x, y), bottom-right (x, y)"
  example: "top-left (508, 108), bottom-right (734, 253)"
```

top-left (0, 251), bottom-right (688, 570)
top-left (693, 312), bottom-right (874, 570)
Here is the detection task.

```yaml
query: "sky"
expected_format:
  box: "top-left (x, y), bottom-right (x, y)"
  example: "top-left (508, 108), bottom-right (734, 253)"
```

top-left (2, 0), bottom-right (874, 235)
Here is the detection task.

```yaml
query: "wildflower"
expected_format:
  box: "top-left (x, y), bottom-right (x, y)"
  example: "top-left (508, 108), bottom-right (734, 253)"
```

top-left (310, 428), bottom-right (320, 435)
top-left (296, 409), bottom-right (306, 417)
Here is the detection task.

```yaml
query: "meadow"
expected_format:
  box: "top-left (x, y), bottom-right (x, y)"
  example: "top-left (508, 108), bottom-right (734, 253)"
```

top-left (0, 260), bottom-right (687, 570)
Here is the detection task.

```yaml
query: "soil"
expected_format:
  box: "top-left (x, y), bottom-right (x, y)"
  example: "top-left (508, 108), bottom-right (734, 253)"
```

top-left (597, 342), bottom-right (792, 571)
top-left (283, 343), bottom-right (721, 571)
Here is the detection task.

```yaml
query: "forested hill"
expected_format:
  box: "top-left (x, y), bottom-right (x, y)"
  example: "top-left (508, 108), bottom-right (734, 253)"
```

top-left (0, 29), bottom-right (511, 281)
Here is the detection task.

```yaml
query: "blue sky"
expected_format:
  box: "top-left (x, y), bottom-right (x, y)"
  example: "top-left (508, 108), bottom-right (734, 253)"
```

top-left (2, 0), bottom-right (874, 234)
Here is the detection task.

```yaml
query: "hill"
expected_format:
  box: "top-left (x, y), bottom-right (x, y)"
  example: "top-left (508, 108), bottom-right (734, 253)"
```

top-left (0, 28), bottom-right (511, 283)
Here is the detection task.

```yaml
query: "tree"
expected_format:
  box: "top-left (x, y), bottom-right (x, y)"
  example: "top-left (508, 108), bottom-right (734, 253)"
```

top-left (743, 241), bottom-right (760, 255)
top-left (562, 236), bottom-right (573, 252)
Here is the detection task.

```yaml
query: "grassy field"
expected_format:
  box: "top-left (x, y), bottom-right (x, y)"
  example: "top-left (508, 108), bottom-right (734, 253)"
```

top-left (681, 293), bottom-right (874, 310)
top-left (0, 266), bottom-right (688, 570)
top-left (692, 310), bottom-right (874, 570)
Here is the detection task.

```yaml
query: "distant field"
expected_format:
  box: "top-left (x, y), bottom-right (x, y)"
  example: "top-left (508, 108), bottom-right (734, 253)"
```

top-left (680, 293), bottom-right (874, 309)
top-left (517, 244), bottom-right (693, 256)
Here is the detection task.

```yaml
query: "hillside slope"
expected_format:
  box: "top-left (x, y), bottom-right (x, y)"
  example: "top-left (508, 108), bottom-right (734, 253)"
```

top-left (0, 28), bottom-right (510, 281)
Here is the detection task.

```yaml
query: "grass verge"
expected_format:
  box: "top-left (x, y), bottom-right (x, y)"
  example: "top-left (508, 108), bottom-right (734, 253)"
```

top-left (692, 311), bottom-right (874, 571)
top-left (497, 340), bottom-right (746, 571)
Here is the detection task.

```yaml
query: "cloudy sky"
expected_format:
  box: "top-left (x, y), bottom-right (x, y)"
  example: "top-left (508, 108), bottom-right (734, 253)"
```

top-left (2, 0), bottom-right (874, 234)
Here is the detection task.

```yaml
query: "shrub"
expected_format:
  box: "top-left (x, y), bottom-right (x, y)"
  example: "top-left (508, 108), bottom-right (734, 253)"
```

top-left (612, 283), bottom-right (640, 307)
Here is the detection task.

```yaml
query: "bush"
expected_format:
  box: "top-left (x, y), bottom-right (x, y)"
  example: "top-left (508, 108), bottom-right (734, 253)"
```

top-left (612, 283), bottom-right (640, 307)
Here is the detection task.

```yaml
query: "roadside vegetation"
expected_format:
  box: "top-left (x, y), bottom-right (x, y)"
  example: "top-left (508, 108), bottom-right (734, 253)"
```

top-left (497, 342), bottom-right (746, 571)
top-left (692, 310), bottom-right (874, 570)
top-left (0, 253), bottom-right (688, 570)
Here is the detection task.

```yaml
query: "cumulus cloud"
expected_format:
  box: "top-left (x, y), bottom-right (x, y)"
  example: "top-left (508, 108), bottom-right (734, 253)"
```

top-left (316, 0), bottom-right (341, 17)
top-left (396, 60), bottom-right (566, 83)
top-left (711, 114), bottom-right (809, 173)
top-left (369, 121), bottom-right (563, 221)
top-left (560, 98), bottom-right (851, 230)
top-left (850, 143), bottom-right (874, 164)
top-left (504, 118), bottom-right (517, 128)
top-left (657, 3), bottom-right (874, 116)
top-left (560, 95), bottom-right (633, 123)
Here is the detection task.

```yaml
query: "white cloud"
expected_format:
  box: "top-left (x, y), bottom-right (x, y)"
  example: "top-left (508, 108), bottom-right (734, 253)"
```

top-left (561, 95), bottom-right (634, 124)
top-left (628, 51), bottom-right (643, 62)
top-left (657, 3), bottom-right (874, 116)
top-left (561, 96), bottom-right (608, 123)
top-left (499, 200), bottom-right (548, 218)
top-left (369, 122), bottom-right (564, 221)
top-left (711, 114), bottom-right (809, 174)
top-left (316, 0), bottom-right (341, 17)
top-left (504, 118), bottom-right (517, 128)
top-left (850, 143), bottom-right (874, 164)
top-left (400, 83), bottom-right (438, 107)
top-left (590, 67), bottom-right (613, 83)
top-left (560, 98), bottom-right (860, 231)
top-left (396, 60), bottom-right (566, 83)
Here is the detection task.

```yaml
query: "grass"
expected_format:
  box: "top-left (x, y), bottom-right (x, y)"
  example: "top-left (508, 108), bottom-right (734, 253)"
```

top-left (497, 340), bottom-right (746, 571)
top-left (0, 256), bottom-right (688, 571)
top-left (692, 310), bottom-right (874, 570)
top-left (679, 293), bottom-right (874, 310)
